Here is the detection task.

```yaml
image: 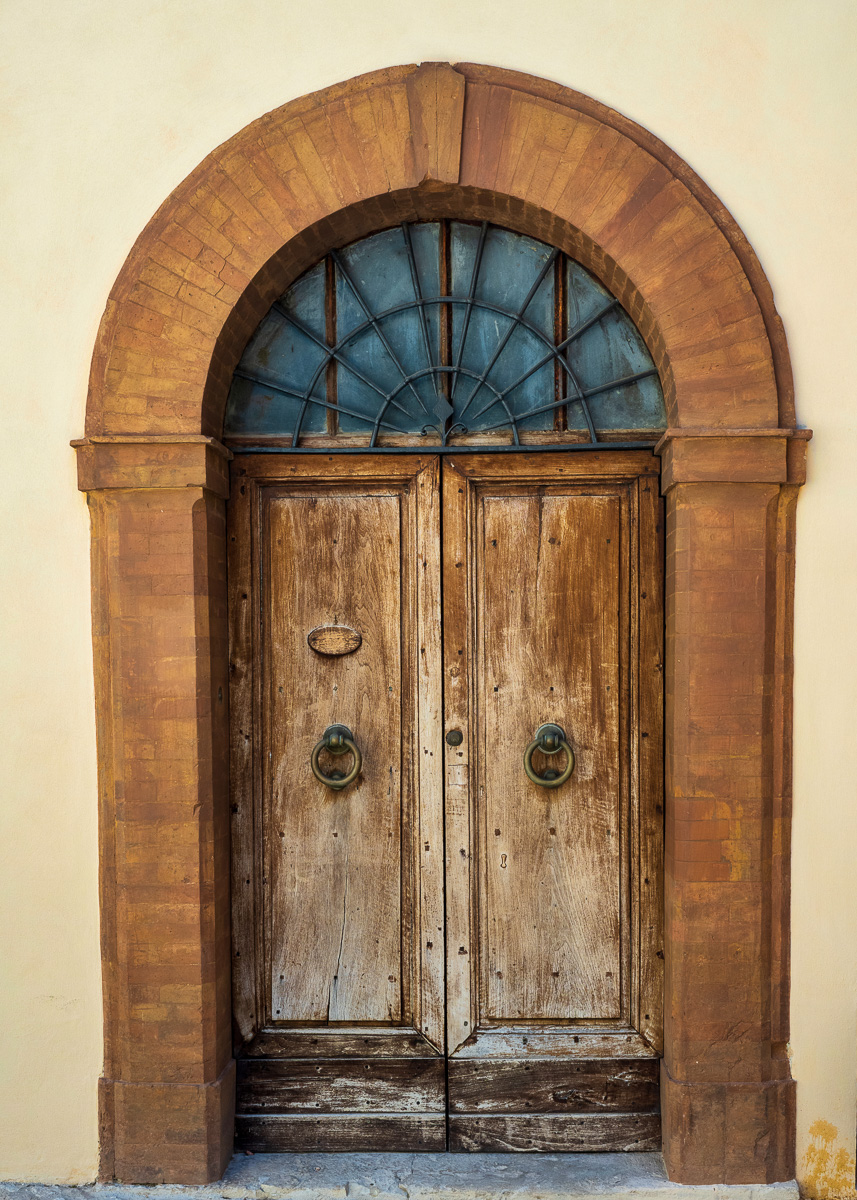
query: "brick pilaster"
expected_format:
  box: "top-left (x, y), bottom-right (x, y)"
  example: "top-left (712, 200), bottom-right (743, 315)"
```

top-left (658, 431), bottom-right (805, 1182)
top-left (78, 438), bottom-right (234, 1183)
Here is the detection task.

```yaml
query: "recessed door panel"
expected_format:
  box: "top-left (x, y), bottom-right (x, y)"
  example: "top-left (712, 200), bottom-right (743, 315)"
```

top-left (480, 491), bottom-right (623, 1022)
top-left (266, 492), bottom-right (403, 1023)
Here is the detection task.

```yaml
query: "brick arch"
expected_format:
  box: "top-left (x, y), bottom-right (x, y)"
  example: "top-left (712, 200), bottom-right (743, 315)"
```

top-left (86, 61), bottom-right (793, 439)
top-left (75, 63), bottom-right (807, 1189)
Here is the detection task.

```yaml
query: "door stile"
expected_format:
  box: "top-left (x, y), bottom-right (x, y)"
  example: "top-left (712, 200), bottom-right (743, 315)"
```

top-left (442, 458), bottom-right (478, 1057)
top-left (228, 472), bottom-right (263, 1044)
top-left (414, 458), bottom-right (446, 1052)
top-left (636, 474), bottom-right (665, 1052)
top-left (622, 474), bottom-right (637, 1036)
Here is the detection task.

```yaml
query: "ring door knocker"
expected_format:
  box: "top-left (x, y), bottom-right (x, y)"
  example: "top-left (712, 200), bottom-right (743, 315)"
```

top-left (523, 723), bottom-right (575, 789)
top-left (311, 724), bottom-right (363, 791)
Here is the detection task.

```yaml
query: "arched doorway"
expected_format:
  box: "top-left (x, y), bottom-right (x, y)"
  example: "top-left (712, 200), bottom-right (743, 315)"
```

top-left (225, 218), bottom-right (666, 1152)
top-left (74, 62), bottom-right (806, 1185)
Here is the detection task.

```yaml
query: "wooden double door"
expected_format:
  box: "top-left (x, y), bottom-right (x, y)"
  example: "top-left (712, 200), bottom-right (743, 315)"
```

top-left (228, 451), bottom-right (663, 1153)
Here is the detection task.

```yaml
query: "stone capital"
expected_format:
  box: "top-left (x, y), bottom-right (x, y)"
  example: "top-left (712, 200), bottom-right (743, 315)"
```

top-left (73, 435), bottom-right (231, 498)
top-left (656, 428), bottom-right (810, 492)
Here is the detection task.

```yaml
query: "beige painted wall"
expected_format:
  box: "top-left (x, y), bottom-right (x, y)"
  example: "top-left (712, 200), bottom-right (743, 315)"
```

top-left (1, 0), bottom-right (855, 1188)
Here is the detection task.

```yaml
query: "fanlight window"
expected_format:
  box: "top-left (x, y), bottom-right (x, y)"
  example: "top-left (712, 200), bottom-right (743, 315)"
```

top-left (225, 221), bottom-right (666, 452)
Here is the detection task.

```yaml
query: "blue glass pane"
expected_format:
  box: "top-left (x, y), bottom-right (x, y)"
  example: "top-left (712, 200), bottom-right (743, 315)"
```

top-left (564, 261), bottom-right (666, 433)
top-left (225, 261), bottom-right (327, 436)
top-left (450, 223), bottom-right (555, 432)
top-left (336, 224), bottom-right (440, 433)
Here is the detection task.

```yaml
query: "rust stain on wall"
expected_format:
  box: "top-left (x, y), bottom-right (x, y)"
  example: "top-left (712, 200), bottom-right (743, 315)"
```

top-left (801, 1120), bottom-right (857, 1200)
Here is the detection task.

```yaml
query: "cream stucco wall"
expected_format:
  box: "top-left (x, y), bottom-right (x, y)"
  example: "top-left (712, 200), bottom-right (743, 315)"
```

top-left (1, 0), bottom-right (855, 1188)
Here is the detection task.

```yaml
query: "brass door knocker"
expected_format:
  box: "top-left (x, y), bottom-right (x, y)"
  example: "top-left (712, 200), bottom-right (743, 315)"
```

top-left (523, 723), bottom-right (575, 789)
top-left (310, 724), bottom-right (362, 791)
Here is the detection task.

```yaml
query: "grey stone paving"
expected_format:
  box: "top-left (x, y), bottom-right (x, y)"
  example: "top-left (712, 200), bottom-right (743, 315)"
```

top-left (0, 1154), bottom-right (799, 1200)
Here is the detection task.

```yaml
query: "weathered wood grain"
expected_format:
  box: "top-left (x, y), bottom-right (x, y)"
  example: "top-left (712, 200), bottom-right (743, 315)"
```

top-left (233, 454), bottom-right (437, 482)
top-left (242, 1030), bottom-right (440, 1058)
top-left (236, 1058), bottom-right (445, 1112)
top-left (231, 456), bottom-right (446, 1144)
top-left (447, 1057), bottom-right (659, 1113)
top-left (442, 453), bottom-right (663, 1152)
top-left (447, 1112), bottom-right (660, 1152)
top-left (637, 475), bottom-right (664, 1053)
top-left (415, 459), bottom-right (446, 1052)
top-left (451, 1029), bottom-right (658, 1059)
top-left (235, 1113), bottom-right (447, 1152)
top-left (451, 450), bottom-right (658, 480)
top-left (479, 486), bottom-right (624, 1021)
top-left (266, 489), bottom-right (403, 1023)
top-left (442, 459), bottom-right (477, 1056)
top-left (228, 475), bottom-right (261, 1046)
top-left (232, 450), bottom-right (662, 1153)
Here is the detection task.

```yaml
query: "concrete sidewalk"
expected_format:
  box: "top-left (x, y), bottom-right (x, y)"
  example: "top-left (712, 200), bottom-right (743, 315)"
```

top-left (0, 1153), bottom-right (800, 1200)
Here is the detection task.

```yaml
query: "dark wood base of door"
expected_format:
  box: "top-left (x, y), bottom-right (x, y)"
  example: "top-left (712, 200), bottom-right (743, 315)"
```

top-left (235, 1050), bottom-right (448, 1152)
top-left (448, 1114), bottom-right (660, 1152)
top-left (236, 1114), bottom-right (448, 1152)
top-left (447, 1057), bottom-right (660, 1153)
top-left (235, 1113), bottom-right (660, 1154)
top-left (235, 1055), bottom-right (661, 1153)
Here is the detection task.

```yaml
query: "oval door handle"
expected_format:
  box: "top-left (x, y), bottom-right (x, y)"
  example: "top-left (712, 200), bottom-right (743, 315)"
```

top-left (311, 724), bottom-right (362, 791)
top-left (523, 723), bottom-right (575, 789)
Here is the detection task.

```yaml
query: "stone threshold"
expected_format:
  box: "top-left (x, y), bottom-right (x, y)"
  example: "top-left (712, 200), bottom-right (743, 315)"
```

top-left (0, 1154), bottom-right (799, 1200)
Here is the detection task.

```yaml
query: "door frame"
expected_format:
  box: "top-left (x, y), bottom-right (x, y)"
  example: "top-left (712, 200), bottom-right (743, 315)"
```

top-left (75, 63), bottom-right (808, 1185)
top-left (227, 450), bottom-right (664, 1154)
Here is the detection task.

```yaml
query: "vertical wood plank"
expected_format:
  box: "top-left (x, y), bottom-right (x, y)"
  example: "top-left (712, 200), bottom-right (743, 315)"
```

top-left (228, 475), bottom-right (260, 1044)
top-left (625, 477), bottom-right (639, 1033)
top-left (415, 459), bottom-right (446, 1051)
top-left (266, 491), bottom-right (403, 1023)
top-left (479, 489), bottom-right (624, 1020)
top-left (637, 474), bottom-right (665, 1052)
top-left (443, 459), bottom-right (477, 1054)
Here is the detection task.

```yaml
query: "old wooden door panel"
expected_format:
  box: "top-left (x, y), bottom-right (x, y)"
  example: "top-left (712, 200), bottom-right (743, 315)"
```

top-left (267, 491), bottom-right (403, 1023)
top-left (234, 1114), bottom-right (447, 1153)
top-left (229, 455), bottom-right (445, 1152)
top-left (447, 1057), bottom-right (659, 1113)
top-left (481, 490), bottom-right (623, 1021)
top-left (236, 1057), bottom-right (446, 1111)
top-left (447, 1113), bottom-right (661, 1153)
top-left (443, 452), bottom-right (663, 1152)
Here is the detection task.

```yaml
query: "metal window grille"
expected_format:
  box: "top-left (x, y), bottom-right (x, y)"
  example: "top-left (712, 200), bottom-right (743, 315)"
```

top-left (225, 220), bottom-right (667, 454)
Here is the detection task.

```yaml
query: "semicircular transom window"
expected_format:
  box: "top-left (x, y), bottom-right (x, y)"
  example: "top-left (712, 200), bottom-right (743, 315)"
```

top-left (225, 221), bottom-right (667, 451)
